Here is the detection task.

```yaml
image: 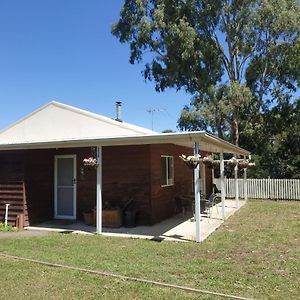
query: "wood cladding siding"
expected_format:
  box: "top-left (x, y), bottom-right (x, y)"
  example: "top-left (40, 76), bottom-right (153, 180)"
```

top-left (0, 151), bottom-right (26, 226)
top-left (0, 181), bottom-right (27, 226)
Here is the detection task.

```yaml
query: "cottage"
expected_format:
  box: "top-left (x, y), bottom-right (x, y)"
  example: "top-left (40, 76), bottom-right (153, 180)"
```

top-left (0, 101), bottom-right (250, 241)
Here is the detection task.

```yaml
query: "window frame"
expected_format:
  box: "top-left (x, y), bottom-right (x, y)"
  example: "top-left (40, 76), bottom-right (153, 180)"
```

top-left (161, 155), bottom-right (174, 187)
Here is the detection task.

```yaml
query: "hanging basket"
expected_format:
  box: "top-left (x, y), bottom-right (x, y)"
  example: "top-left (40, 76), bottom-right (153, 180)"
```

top-left (212, 160), bottom-right (220, 169)
top-left (238, 160), bottom-right (249, 169)
top-left (83, 157), bottom-right (99, 169)
top-left (248, 162), bottom-right (256, 168)
top-left (226, 157), bottom-right (238, 169)
top-left (202, 157), bottom-right (214, 169)
top-left (179, 154), bottom-right (201, 169)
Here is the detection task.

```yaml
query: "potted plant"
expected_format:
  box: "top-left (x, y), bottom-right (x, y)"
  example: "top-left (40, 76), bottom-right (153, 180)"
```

top-left (179, 154), bottom-right (201, 169)
top-left (83, 157), bottom-right (99, 169)
top-left (83, 210), bottom-right (93, 225)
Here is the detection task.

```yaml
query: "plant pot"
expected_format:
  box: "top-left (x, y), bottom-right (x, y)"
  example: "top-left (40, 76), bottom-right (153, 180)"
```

top-left (238, 161), bottom-right (249, 169)
top-left (102, 208), bottom-right (122, 227)
top-left (124, 210), bottom-right (137, 228)
top-left (83, 212), bottom-right (93, 225)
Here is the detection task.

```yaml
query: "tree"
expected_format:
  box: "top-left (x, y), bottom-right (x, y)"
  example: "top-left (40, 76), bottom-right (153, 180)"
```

top-left (112, 0), bottom-right (300, 145)
top-left (244, 97), bottom-right (300, 178)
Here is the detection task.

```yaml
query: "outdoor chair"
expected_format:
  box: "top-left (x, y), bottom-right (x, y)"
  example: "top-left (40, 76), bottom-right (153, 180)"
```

top-left (202, 193), bottom-right (217, 218)
top-left (213, 184), bottom-right (221, 195)
top-left (175, 195), bottom-right (193, 217)
top-left (213, 184), bottom-right (221, 202)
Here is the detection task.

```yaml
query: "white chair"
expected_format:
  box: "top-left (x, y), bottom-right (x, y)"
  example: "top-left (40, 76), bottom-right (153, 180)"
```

top-left (203, 193), bottom-right (217, 218)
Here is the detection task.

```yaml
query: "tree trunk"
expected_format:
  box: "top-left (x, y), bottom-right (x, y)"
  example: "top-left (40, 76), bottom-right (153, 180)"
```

top-left (217, 125), bottom-right (224, 140)
top-left (232, 117), bottom-right (239, 146)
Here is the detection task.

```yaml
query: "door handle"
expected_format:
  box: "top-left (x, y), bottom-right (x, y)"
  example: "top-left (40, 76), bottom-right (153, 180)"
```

top-left (72, 178), bottom-right (76, 185)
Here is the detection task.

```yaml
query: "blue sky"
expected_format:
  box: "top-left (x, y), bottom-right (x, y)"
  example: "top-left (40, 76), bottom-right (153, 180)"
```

top-left (0, 0), bottom-right (191, 132)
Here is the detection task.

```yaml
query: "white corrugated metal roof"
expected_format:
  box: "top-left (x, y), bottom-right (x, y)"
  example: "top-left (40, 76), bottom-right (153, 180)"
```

top-left (0, 101), bottom-right (250, 156)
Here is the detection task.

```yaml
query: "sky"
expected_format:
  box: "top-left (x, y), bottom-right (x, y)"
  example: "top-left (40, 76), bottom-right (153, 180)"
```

top-left (0, 0), bottom-right (191, 132)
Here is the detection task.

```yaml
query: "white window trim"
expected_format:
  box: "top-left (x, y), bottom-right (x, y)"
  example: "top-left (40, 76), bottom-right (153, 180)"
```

top-left (161, 155), bottom-right (174, 187)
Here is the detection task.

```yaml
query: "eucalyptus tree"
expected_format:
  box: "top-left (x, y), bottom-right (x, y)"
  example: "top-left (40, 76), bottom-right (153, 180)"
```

top-left (112, 0), bottom-right (300, 145)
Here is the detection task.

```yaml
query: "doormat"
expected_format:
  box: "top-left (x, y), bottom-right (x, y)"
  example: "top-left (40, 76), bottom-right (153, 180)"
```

top-left (48, 220), bottom-right (76, 226)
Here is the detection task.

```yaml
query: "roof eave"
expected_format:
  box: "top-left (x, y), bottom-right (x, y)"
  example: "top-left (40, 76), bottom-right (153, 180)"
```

top-left (0, 131), bottom-right (251, 156)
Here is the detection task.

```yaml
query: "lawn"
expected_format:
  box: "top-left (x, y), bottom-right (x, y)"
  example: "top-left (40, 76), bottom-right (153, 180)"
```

top-left (0, 200), bottom-right (299, 299)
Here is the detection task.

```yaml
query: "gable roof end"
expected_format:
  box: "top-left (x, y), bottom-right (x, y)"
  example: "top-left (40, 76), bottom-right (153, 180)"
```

top-left (0, 101), bottom-right (156, 144)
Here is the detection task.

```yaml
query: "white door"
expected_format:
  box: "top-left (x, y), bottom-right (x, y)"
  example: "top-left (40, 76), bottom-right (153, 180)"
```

top-left (54, 155), bottom-right (76, 219)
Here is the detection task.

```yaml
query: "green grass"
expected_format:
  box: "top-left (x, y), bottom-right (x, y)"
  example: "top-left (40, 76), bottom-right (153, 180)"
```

top-left (0, 222), bottom-right (17, 232)
top-left (0, 200), bottom-right (299, 299)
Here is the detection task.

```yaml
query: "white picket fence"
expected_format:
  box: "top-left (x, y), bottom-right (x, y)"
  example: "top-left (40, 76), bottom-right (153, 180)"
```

top-left (213, 178), bottom-right (300, 200)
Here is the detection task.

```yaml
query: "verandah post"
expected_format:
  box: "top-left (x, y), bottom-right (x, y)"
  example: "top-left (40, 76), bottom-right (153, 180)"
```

top-left (220, 151), bottom-right (225, 220)
top-left (96, 146), bottom-right (102, 234)
top-left (244, 155), bottom-right (248, 201)
top-left (234, 155), bottom-right (239, 208)
top-left (194, 142), bottom-right (201, 242)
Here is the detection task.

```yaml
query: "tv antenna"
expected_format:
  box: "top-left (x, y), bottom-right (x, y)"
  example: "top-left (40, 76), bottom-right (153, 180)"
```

top-left (146, 108), bottom-right (165, 130)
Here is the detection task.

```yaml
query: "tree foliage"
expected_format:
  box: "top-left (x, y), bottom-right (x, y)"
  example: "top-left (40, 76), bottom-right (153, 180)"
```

top-left (244, 98), bottom-right (300, 178)
top-left (113, 0), bottom-right (300, 177)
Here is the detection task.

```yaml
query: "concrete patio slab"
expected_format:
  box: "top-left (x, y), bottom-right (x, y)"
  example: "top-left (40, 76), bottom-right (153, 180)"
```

top-left (26, 199), bottom-right (246, 242)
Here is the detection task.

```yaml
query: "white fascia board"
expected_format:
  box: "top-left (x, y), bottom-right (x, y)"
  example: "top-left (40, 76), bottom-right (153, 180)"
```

top-left (202, 133), bottom-right (250, 156)
top-left (0, 131), bottom-right (250, 156)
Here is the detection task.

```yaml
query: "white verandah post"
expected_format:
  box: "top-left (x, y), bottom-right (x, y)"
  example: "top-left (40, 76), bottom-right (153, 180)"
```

top-left (220, 152), bottom-right (226, 220)
top-left (211, 153), bottom-right (215, 188)
top-left (194, 142), bottom-right (201, 243)
top-left (244, 155), bottom-right (248, 201)
top-left (234, 155), bottom-right (239, 208)
top-left (96, 146), bottom-right (102, 234)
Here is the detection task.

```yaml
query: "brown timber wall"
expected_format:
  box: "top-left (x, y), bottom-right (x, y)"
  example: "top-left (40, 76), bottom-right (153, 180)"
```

top-left (0, 181), bottom-right (27, 226)
top-left (0, 151), bottom-right (27, 226)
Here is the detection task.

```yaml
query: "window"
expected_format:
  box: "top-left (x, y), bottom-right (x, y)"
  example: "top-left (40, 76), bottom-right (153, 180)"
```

top-left (161, 156), bottom-right (174, 186)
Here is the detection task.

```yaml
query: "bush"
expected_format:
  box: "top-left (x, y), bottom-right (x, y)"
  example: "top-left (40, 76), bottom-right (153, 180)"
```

top-left (0, 222), bottom-right (18, 232)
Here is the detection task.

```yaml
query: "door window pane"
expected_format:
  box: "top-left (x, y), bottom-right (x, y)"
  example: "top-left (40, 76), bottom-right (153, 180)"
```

top-left (57, 187), bottom-right (73, 216)
top-left (57, 158), bottom-right (73, 186)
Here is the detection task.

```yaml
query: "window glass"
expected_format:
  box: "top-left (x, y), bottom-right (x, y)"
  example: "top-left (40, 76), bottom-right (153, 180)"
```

top-left (161, 156), bottom-right (174, 186)
top-left (161, 157), bottom-right (167, 186)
